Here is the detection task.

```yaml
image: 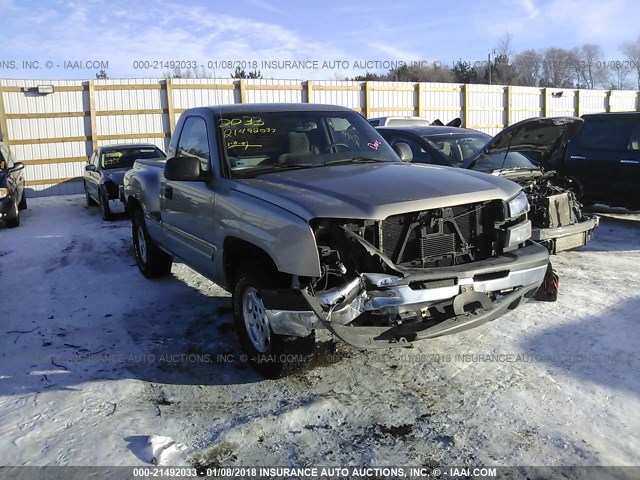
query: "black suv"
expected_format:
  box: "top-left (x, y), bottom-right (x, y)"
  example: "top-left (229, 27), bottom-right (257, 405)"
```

top-left (564, 112), bottom-right (640, 209)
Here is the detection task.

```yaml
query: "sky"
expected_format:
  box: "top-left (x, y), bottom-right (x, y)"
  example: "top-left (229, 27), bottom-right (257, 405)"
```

top-left (0, 0), bottom-right (638, 81)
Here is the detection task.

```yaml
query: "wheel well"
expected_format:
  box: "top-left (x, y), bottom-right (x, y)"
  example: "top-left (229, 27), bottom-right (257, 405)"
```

top-left (223, 237), bottom-right (288, 288)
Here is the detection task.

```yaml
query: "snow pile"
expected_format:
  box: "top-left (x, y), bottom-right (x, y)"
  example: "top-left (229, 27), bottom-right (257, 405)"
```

top-left (0, 197), bottom-right (638, 468)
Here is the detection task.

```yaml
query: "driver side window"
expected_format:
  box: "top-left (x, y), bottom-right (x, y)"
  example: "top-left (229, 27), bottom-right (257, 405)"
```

top-left (177, 117), bottom-right (210, 171)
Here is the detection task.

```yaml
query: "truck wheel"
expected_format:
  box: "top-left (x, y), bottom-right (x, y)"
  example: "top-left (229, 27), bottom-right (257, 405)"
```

top-left (18, 191), bottom-right (27, 210)
top-left (99, 188), bottom-right (114, 221)
top-left (84, 182), bottom-right (96, 206)
top-left (5, 199), bottom-right (20, 228)
top-left (132, 208), bottom-right (172, 278)
top-left (232, 264), bottom-right (315, 379)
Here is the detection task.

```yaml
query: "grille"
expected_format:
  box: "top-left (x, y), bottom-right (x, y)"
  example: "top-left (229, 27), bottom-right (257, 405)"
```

top-left (381, 201), bottom-right (497, 267)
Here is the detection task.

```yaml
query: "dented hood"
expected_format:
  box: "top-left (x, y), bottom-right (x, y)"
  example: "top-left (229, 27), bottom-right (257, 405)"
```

top-left (233, 162), bottom-right (521, 221)
top-left (481, 116), bottom-right (583, 163)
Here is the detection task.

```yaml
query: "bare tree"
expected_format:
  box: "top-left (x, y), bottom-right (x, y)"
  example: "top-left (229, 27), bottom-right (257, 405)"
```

top-left (620, 35), bottom-right (640, 89)
top-left (496, 32), bottom-right (514, 59)
top-left (574, 44), bottom-right (609, 89)
top-left (610, 63), bottom-right (633, 89)
top-left (540, 48), bottom-right (578, 88)
top-left (513, 50), bottom-right (543, 86)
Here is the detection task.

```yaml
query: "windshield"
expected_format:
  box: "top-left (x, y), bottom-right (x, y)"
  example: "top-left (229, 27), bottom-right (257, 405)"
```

top-left (101, 146), bottom-right (164, 169)
top-left (421, 131), bottom-right (538, 172)
top-left (218, 110), bottom-right (399, 177)
top-left (421, 132), bottom-right (488, 167)
top-left (471, 151), bottom-right (538, 172)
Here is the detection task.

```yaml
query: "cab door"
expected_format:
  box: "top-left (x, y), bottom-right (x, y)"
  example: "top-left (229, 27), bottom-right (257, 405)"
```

top-left (566, 116), bottom-right (630, 204)
top-left (85, 149), bottom-right (101, 199)
top-left (160, 115), bottom-right (217, 277)
top-left (617, 118), bottom-right (640, 203)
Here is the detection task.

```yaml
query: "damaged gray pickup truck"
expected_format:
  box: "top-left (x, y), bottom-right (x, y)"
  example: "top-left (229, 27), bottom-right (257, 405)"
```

top-left (123, 104), bottom-right (550, 378)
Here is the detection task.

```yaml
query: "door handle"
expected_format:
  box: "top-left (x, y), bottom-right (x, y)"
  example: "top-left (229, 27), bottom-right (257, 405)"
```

top-left (164, 186), bottom-right (173, 199)
top-left (570, 155), bottom-right (586, 160)
top-left (620, 159), bottom-right (640, 164)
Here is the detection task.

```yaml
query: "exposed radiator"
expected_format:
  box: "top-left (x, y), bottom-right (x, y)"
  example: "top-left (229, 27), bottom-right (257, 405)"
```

top-left (381, 201), bottom-right (498, 268)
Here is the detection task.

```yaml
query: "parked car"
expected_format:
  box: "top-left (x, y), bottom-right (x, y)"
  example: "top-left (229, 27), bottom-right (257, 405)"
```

top-left (377, 117), bottom-right (599, 253)
top-left (84, 144), bottom-right (165, 220)
top-left (564, 112), bottom-right (640, 209)
top-left (367, 116), bottom-right (430, 127)
top-left (123, 103), bottom-right (549, 378)
top-left (0, 141), bottom-right (26, 228)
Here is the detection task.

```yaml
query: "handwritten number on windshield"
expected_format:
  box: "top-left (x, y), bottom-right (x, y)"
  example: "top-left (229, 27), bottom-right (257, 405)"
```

top-left (227, 141), bottom-right (263, 150)
top-left (223, 128), bottom-right (276, 138)
top-left (219, 117), bottom-right (265, 127)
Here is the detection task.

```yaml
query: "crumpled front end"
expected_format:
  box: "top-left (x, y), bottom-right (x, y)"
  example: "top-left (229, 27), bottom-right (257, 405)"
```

top-left (261, 199), bottom-right (549, 348)
top-left (523, 174), bottom-right (599, 253)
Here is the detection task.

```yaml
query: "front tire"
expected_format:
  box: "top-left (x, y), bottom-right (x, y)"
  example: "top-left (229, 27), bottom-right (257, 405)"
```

top-left (18, 191), bottom-right (27, 210)
top-left (232, 264), bottom-right (315, 379)
top-left (131, 207), bottom-right (172, 278)
top-left (5, 199), bottom-right (20, 228)
top-left (99, 188), bottom-right (114, 221)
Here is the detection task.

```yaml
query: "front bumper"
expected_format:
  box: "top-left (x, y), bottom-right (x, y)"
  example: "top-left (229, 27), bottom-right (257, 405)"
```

top-left (262, 241), bottom-right (549, 348)
top-left (531, 215), bottom-right (599, 252)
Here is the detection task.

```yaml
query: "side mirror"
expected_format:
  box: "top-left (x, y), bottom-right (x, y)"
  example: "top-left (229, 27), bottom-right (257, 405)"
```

top-left (393, 143), bottom-right (413, 162)
top-left (164, 156), bottom-right (207, 181)
top-left (9, 162), bottom-right (24, 172)
top-left (85, 164), bottom-right (96, 172)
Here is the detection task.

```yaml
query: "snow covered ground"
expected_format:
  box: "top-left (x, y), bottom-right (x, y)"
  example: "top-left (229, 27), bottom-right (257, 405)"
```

top-left (1, 196), bottom-right (639, 470)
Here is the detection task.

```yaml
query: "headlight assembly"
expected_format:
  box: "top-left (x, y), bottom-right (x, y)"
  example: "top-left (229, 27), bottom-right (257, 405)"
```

top-left (0, 188), bottom-right (10, 199)
top-left (505, 191), bottom-right (529, 220)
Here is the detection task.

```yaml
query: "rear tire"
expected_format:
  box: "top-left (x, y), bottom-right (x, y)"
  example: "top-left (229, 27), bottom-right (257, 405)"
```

top-left (5, 199), bottom-right (20, 228)
top-left (18, 191), bottom-right (27, 210)
top-left (99, 188), bottom-right (114, 221)
top-left (131, 207), bottom-right (172, 278)
top-left (232, 263), bottom-right (315, 379)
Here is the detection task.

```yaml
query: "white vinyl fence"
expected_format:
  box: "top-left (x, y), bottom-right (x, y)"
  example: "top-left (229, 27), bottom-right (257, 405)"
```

top-left (0, 78), bottom-right (638, 197)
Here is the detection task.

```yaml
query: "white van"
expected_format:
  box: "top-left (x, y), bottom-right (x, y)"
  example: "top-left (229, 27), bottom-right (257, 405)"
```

top-left (367, 116), bottom-right (430, 127)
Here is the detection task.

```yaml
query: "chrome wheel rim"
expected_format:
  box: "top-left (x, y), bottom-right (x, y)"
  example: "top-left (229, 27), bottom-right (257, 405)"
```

top-left (242, 286), bottom-right (270, 353)
top-left (137, 225), bottom-right (147, 264)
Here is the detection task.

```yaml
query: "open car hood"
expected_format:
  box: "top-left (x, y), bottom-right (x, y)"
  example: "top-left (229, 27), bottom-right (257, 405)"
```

top-left (482, 116), bottom-right (583, 167)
